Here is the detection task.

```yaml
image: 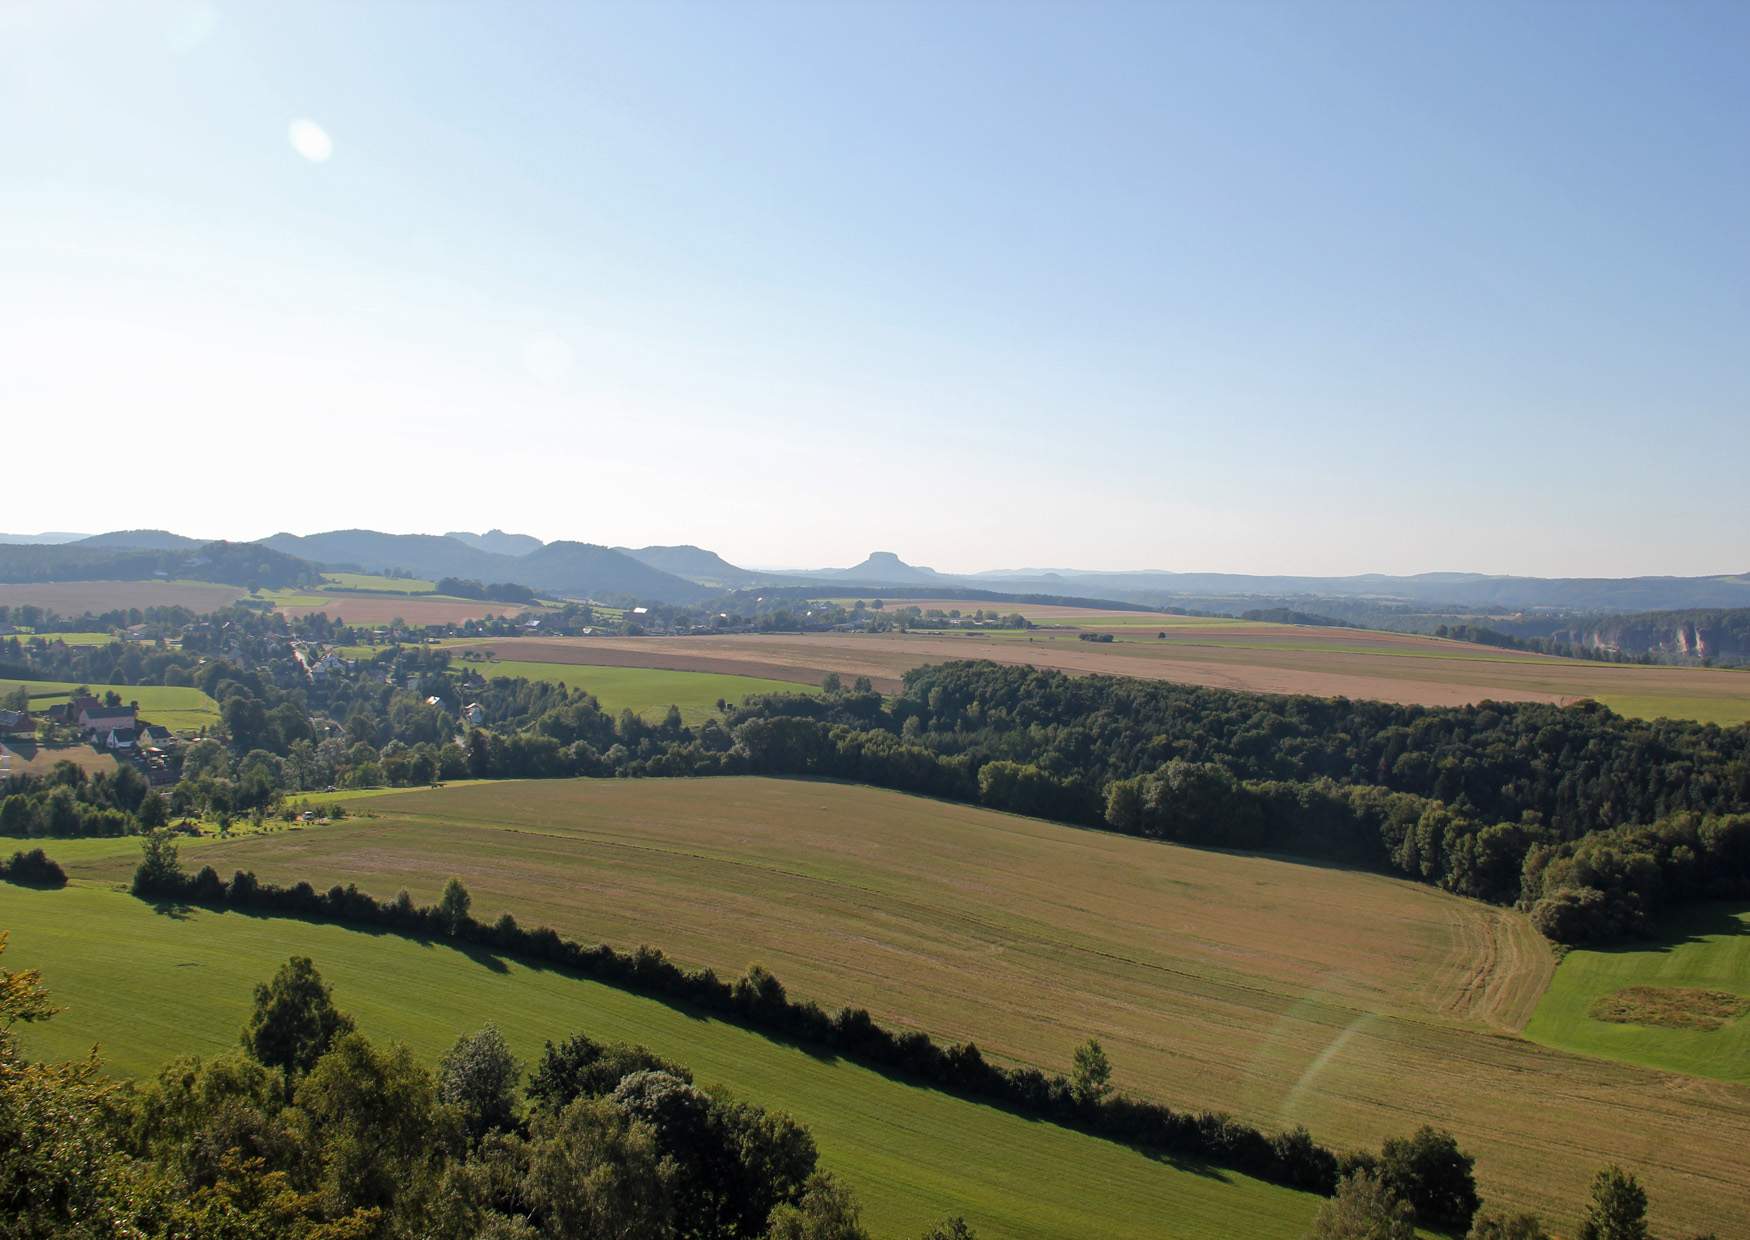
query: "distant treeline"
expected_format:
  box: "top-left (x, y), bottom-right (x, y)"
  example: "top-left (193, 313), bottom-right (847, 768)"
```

top-left (433, 577), bottom-right (540, 604)
top-left (131, 841), bottom-right (1497, 1219)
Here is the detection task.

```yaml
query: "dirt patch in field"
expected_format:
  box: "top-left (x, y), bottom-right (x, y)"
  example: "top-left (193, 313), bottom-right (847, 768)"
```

top-left (0, 580), bottom-right (246, 615)
top-left (1589, 986), bottom-right (1750, 1031)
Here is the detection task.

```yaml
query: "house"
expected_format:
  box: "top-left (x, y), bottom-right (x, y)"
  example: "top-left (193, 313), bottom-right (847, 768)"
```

top-left (425, 695), bottom-right (443, 707)
top-left (106, 726), bottom-right (137, 750)
top-left (78, 702), bottom-right (137, 736)
top-left (138, 722), bottom-right (175, 747)
top-left (462, 702), bottom-right (485, 725)
top-left (0, 709), bottom-right (33, 737)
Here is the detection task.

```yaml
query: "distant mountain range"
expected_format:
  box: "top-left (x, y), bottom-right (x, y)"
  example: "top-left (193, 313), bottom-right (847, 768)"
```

top-left (2, 527), bottom-right (1745, 614)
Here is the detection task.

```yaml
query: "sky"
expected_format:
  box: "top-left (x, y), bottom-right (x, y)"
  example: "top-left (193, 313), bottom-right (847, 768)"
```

top-left (3, 1), bottom-right (1746, 578)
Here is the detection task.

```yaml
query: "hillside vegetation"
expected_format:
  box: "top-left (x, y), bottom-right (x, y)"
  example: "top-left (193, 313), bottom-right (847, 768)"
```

top-left (4, 883), bottom-right (1321, 1240)
top-left (50, 777), bottom-right (1750, 1235)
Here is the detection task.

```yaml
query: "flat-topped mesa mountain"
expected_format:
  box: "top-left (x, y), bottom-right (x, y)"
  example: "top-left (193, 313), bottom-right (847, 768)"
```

top-left (446, 529), bottom-right (545, 557)
top-left (797, 551), bottom-right (943, 585)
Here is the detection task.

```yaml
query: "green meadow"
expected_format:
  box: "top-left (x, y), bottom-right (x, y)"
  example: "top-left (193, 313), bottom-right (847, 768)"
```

top-left (9, 631), bottom-right (120, 647)
top-left (472, 660), bottom-right (815, 723)
top-left (1524, 902), bottom-right (1750, 1082)
top-left (1591, 693), bottom-right (1750, 728)
top-left (0, 677), bottom-right (220, 731)
top-left (2, 883), bottom-right (1320, 1240)
top-left (322, 572), bottom-right (439, 593)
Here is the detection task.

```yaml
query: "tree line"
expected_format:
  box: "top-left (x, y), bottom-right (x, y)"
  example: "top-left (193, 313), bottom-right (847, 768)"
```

top-left (124, 838), bottom-right (1497, 1209)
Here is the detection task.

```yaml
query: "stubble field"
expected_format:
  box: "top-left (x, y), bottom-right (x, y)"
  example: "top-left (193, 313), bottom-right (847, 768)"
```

top-left (45, 777), bottom-right (1750, 1235)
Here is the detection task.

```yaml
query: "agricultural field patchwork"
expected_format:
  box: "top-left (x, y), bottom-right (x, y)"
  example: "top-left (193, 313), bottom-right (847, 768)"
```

top-left (1526, 903), bottom-right (1750, 1083)
top-left (0, 677), bottom-right (220, 730)
top-left (49, 776), bottom-right (1750, 1236)
top-left (444, 620), bottom-right (1750, 722)
top-left (3, 883), bottom-right (1322, 1240)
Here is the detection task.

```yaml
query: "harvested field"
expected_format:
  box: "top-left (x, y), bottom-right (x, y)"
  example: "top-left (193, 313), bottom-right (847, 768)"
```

top-left (271, 593), bottom-right (544, 626)
top-left (0, 579), bottom-right (245, 615)
top-left (60, 776), bottom-right (1750, 1235)
top-left (5, 883), bottom-right (1322, 1240)
top-left (442, 626), bottom-right (1750, 722)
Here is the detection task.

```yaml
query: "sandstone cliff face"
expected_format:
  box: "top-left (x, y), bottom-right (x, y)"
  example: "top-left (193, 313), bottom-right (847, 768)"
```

top-left (1563, 612), bottom-right (1750, 661)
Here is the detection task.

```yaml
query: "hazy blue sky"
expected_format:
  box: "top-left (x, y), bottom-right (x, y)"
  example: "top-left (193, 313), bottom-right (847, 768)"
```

top-left (4, 1), bottom-right (1745, 576)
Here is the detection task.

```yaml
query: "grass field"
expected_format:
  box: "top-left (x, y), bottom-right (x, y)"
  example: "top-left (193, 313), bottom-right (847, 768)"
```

top-left (0, 677), bottom-right (219, 730)
top-left (1, 883), bottom-right (1321, 1240)
top-left (0, 740), bottom-right (124, 779)
top-left (270, 593), bottom-right (547, 626)
top-left (1526, 903), bottom-right (1750, 1083)
top-left (322, 572), bottom-right (438, 593)
top-left (8, 631), bottom-right (120, 647)
top-left (475, 659), bottom-right (816, 723)
top-left (49, 777), bottom-right (1750, 1236)
top-left (444, 626), bottom-right (1750, 723)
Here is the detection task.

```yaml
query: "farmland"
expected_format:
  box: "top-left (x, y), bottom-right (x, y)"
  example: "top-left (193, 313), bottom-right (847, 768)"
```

top-left (1526, 903), bottom-right (1750, 1083)
top-left (467, 658), bottom-right (816, 723)
top-left (267, 590), bottom-right (550, 626)
top-left (322, 571), bottom-right (438, 592)
top-left (0, 676), bottom-right (220, 730)
top-left (444, 619), bottom-right (1750, 723)
top-left (0, 579), bottom-right (247, 615)
top-left (0, 739), bottom-right (124, 778)
top-left (51, 777), bottom-right (1750, 1236)
top-left (2, 883), bottom-right (1321, 1240)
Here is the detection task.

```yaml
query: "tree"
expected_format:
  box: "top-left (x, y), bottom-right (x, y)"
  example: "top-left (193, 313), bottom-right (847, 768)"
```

top-left (921, 1218), bottom-right (977, 1240)
top-left (1070, 1038), bottom-right (1112, 1106)
top-left (438, 1023), bottom-right (520, 1140)
top-left (1376, 1126), bottom-right (1480, 1230)
top-left (820, 673), bottom-right (843, 694)
top-left (762, 1172), bottom-right (870, 1240)
top-left (131, 827), bottom-right (185, 896)
top-left (240, 956), bottom-right (356, 1098)
top-left (294, 1032), bottom-right (443, 1217)
top-left (522, 1096), bottom-right (675, 1239)
top-left (439, 876), bottom-right (473, 936)
top-left (1576, 1165), bottom-right (1649, 1240)
top-left (1308, 1170), bottom-right (1416, 1240)
top-left (1467, 1210), bottom-right (1551, 1240)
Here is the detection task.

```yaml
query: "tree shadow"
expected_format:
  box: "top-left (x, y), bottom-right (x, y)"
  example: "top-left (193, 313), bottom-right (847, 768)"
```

top-left (145, 896), bottom-right (196, 920)
top-left (1589, 899), bottom-right (1749, 957)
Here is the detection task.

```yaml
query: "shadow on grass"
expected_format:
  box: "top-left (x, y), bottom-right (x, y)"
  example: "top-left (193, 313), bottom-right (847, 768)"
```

top-left (145, 897), bottom-right (196, 920)
top-left (1585, 900), bottom-right (1750, 957)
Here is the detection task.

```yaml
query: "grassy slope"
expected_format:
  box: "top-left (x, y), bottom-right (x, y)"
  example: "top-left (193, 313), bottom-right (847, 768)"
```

top-left (322, 572), bottom-right (438, 593)
top-left (479, 659), bottom-right (817, 723)
top-left (2, 884), bottom-right (1318, 1240)
top-left (0, 677), bottom-right (219, 730)
top-left (1526, 903), bottom-right (1750, 1082)
top-left (48, 778), bottom-right (1750, 1236)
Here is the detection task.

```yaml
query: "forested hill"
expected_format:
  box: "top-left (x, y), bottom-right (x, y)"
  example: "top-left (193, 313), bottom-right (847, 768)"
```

top-left (258, 530), bottom-right (712, 604)
top-left (0, 541), bottom-right (316, 588)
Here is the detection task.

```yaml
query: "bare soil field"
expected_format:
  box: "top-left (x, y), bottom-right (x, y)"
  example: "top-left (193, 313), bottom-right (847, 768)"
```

top-left (0, 580), bottom-right (246, 614)
top-left (444, 626), bottom-right (1750, 722)
top-left (64, 777), bottom-right (1749, 1235)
